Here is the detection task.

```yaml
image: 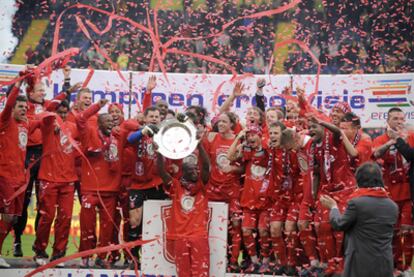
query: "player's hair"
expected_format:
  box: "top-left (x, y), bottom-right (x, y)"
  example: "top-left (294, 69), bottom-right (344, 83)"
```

top-left (341, 112), bottom-right (361, 128)
top-left (387, 107), bottom-right (403, 118)
top-left (268, 121), bottom-right (286, 131)
top-left (355, 162), bottom-right (384, 188)
top-left (280, 128), bottom-right (295, 147)
top-left (144, 106), bottom-right (161, 116)
top-left (76, 88), bottom-right (91, 100)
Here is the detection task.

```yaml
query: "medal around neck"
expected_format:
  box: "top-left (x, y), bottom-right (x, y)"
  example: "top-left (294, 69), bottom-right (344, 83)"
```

top-left (154, 118), bottom-right (198, 160)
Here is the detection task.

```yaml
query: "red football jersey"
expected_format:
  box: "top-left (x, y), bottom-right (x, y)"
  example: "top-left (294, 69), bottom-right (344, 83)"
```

top-left (312, 132), bottom-right (356, 196)
top-left (0, 86), bottom-right (29, 185)
top-left (38, 114), bottom-right (79, 183)
top-left (167, 178), bottom-right (209, 240)
top-left (27, 92), bottom-right (67, 146)
top-left (240, 147), bottom-right (271, 210)
top-left (77, 104), bottom-right (121, 192)
top-left (373, 133), bottom-right (414, 202)
top-left (205, 133), bottom-right (240, 201)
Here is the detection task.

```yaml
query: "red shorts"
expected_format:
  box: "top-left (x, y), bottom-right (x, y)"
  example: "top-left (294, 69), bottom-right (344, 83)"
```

top-left (270, 200), bottom-right (299, 222)
top-left (396, 200), bottom-right (412, 227)
top-left (0, 178), bottom-right (25, 215)
top-left (242, 209), bottom-right (269, 230)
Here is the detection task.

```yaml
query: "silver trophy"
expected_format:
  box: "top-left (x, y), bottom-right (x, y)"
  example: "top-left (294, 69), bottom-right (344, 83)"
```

top-left (153, 118), bottom-right (198, 160)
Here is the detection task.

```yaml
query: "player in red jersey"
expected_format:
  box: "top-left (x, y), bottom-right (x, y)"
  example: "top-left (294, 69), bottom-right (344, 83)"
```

top-left (268, 121), bottom-right (303, 275)
top-left (76, 99), bottom-right (122, 268)
top-left (127, 106), bottom-right (165, 264)
top-left (13, 69), bottom-right (77, 257)
top-left (373, 107), bottom-right (414, 274)
top-left (280, 128), bottom-right (321, 273)
top-left (204, 112), bottom-right (243, 271)
top-left (32, 100), bottom-right (79, 266)
top-left (339, 112), bottom-right (372, 171)
top-left (156, 135), bottom-right (211, 277)
top-left (308, 117), bottom-right (356, 275)
top-left (228, 124), bottom-right (271, 273)
top-left (0, 81), bottom-right (28, 268)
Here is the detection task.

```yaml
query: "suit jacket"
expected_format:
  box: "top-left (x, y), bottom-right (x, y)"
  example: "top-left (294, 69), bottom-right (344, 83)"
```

top-left (330, 196), bottom-right (398, 277)
top-left (395, 137), bottom-right (414, 217)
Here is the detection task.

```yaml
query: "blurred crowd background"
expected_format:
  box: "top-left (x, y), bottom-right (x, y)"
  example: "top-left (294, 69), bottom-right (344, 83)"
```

top-left (10, 0), bottom-right (414, 75)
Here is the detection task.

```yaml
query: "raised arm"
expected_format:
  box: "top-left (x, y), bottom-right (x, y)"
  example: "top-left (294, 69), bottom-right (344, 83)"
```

top-left (197, 142), bottom-right (210, 185)
top-left (255, 78), bottom-right (266, 112)
top-left (312, 116), bottom-right (358, 158)
top-left (0, 81), bottom-right (22, 124)
top-left (75, 99), bottom-right (107, 134)
top-left (156, 151), bottom-right (172, 185)
top-left (219, 81), bottom-right (244, 114)
top-left (373, 138), bottom-right (395, 159)
top-left (142, 75), bottom-right (156, 110)
top-left (227, 130), bottom-right (245, 162)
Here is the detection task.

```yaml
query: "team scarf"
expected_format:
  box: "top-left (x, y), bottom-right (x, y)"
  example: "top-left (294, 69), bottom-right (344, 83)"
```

top-left (349, 187), bottom-right (389, 199)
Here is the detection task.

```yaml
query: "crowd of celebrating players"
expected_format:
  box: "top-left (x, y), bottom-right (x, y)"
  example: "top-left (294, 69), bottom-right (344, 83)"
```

top-left (0, 65), bottom-right (413, 277)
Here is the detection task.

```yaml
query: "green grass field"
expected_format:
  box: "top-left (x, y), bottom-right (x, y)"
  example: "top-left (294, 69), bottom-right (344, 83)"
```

top-left (2, 233), bottom-right (79, 258)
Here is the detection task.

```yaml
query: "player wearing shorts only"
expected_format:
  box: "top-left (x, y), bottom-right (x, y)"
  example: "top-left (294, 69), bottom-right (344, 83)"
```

top-left (204, 112), bottom-right (243, 271)
top-left (373, 107), bottom-right (414, 275)
top-left (156, 137), bottom-right (211, 277)
top-left (76, 99), bottom-right (122, 268)
top-left (0, 82), bottom-right (28, 268)
top-left (228, 125), bottom-right (272, 273)
top-left (32, 100), bottom-right (79, 266)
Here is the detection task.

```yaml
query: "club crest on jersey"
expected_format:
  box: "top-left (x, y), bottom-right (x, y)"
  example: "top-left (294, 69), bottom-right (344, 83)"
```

top-left (180, 195), bottom-right (195, 212)
top-left (251, 164), bottom-right (266, 179)
top-left (18, 127), bottom-right (28, 150)
top-left (216, 153), bottom-right (230, 171)
top-left (104, 143), bottom-right (119, 161)
top-left (298, 155), bottom-right (308, 172)
top-left (60, 133), bottom-right (73, 154)
top-left (135, 161), bottom-right (144, 176)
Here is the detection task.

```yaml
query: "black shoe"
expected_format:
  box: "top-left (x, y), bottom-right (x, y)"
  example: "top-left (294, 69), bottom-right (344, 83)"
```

top-left (95, 257), bottom-right (109, 268)
top-left (50, 252), bottom-right (65, 268)
top-left (13, 243), bottom-right (23, 257)
top-left (33, 250), bottom-right (49, 266)
top-left (228, 262), bottom-right (241, 273)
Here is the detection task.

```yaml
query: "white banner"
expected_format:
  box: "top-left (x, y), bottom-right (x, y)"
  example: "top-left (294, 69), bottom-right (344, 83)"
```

top-left (1, 64), bottom-right (413, 128)
top-left (142, 200), bottom-right (228, 277)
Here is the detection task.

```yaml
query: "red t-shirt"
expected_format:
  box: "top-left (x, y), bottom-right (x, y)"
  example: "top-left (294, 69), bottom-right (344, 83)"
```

top-left (38, 114), bottom-right (79, 183)
top-left (373, 133), bottom-right (414, 202)
top-left (167, 178), bottom-right (209, 240)
top-left (27, 92), bottom-right (67, 146)
top-left (0, 86), bottom-right (29, 185)
top-left (297, 138), bottom-right (314, 208)
top-left (117, 119), bottom-right (140, 177)
top-left (205, 133), bottom-right (240, 201)
top-left (77, 104), bottom-right (121, 192)
top-left (129, 132), bottom-right (163, 190)
top-left (240, 146), bottom-right (271, 210)
top-left (312, 133), bottom-right (356, 197)
top-left (350, 132), bottom-right (372, 171)
top-left (270, 147), bottom-right (301, 202)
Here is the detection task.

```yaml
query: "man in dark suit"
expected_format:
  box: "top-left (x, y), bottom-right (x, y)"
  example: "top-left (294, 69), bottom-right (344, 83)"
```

top-left (320, 162), bottom-right (399, 277)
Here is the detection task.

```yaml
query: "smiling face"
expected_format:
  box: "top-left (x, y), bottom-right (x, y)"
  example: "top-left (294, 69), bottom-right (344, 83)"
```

top-left (308, 121), bottom-right (324, 142)
top-left (78, 90), bottom-right (92, 111)
top-left (246, 131), bottom-right (261, 149)
top-left (266, 109), bottom-right (279, 125)
top-left (246, 107), bottom-right (262, 126)
top-left (217, 113), bottom-right (233, 134)
top-left (109, 105), bottom-right (124, 126)
top-left (330, 107), bottom-right (346, 126)
top-left (98, 114), bottom-right (114, 136)
top-left (268, 125), bottom-right (282, 147)
top-left (29, 82), bottom-right (46, 103)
